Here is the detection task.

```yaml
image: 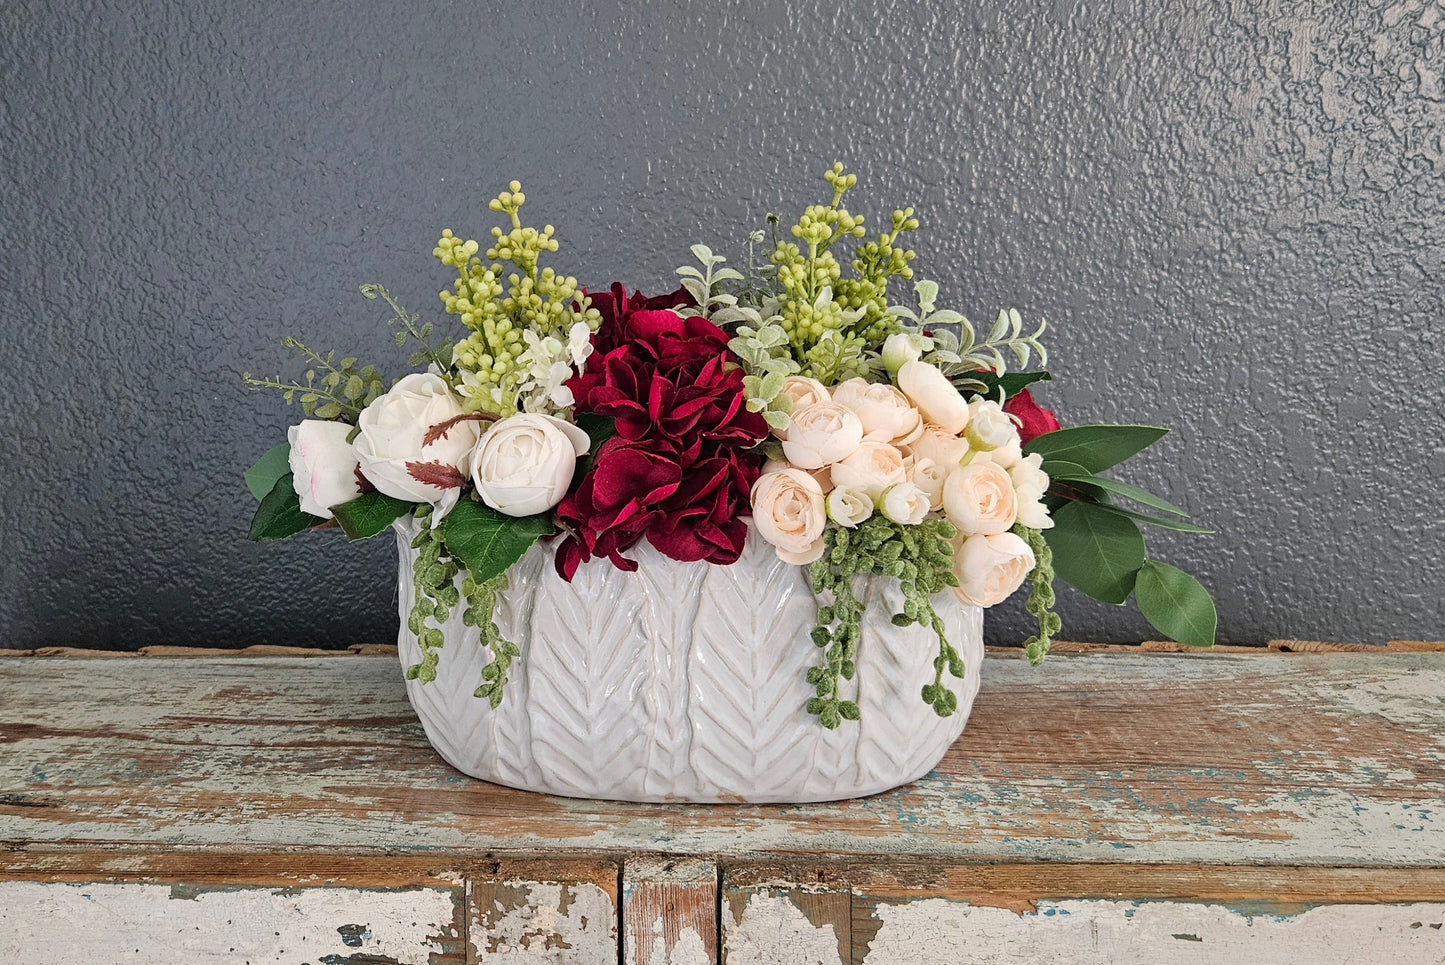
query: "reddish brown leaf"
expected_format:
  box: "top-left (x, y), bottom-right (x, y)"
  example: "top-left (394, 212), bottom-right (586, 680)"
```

top-left (406, 461), bottom-right (467, 489)
top-left (423, 413), bottom-right (494, 447)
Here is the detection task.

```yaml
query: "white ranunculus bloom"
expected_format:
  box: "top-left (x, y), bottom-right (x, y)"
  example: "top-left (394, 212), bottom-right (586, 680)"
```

top-left (780, 401), bottom-right (864, 469)
top-left (829, 442), bottom-right (907, 501)
top-left (897, 361), bottom-right (970, 434)
top-left (750, 469), bottom-right (827, 564)
top-left (287, 420), bottom-right (362, 518)
top-left (879, 481), bottom-right (931, 525)
top-left (942, 460), bottom-right (1019, 535)
top-left (831, 377), bottom-right (924, 445)
top-left (825, 485), bottom-right (874, 528)
top-left (965, 398), bottom-right (1019, 452)
top-left (471, 413), bottom-right (591, 517)
top-left (908, 456), bottom-right (950, 512)
top-left (772, 376), bottom-right (832, 440)
top-left (353, 373), bottom-right (480, 512)
top-left (951, 532), bottom-right (1036, 607)
top-left (1009, 453), bottom-right (1054, 529)
top-left (905, 421), bottom-right (971, 470)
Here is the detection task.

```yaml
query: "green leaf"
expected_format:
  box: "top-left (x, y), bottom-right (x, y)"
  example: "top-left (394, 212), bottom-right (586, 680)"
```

top-left (961, 369), bottom-right (1052, 398)
top-left (1135, 559), bottom-right (1217, 648)
top-left (1024, 424), bottom-right (1169, 474)
top-left (1044, 466), bottom-right (1190, 517)
top-left (1093, 503), bottom-right (1216, 534)
top-left (332, 491), bottom-right (414, 540)
top-left (244, 444), bottom-right (291, 501)
top-left (441, 499), bottom-right (555, 584)
top-left (1043, 500), bottom-right (1146, 604)
top-left (248, 473), bottom-right (323, 541)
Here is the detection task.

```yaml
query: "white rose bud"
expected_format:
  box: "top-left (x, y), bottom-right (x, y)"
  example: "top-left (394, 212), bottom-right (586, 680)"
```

top-left (825, 485), bottom-right (874, 528)
top-left (781, 401), bottom-right (864, 470)
top-left (879, 482), bottom-right (931, 525)
top-left (897, 361), bottom-right (970, 435)
top-left (980, 438), bottom-right (1024, 469)
top-left (831, 378), bottom-right (924, 445)
top-left (881, 332), bottom-right (927, 377)
top-left (353, 373), bottom-right (480, 511)
top-left (829, 442), bottom-right (907, 501)
top-left (951, 532), bottom-right (1036, 607)
top-left (470, 413), bottom-right (591, 517)
top-left (771, 376), bottom-right (831, 440)
top-left (1009, 453), bottom-right (1054, 530)
top-left (942, 460), bottom-right (1019, 535)
top-left (287, 420), bottom-right (363, 519)
top-left (908, 456), bottom-right (950, 511)
top-left (964, 398), bottom-right (1019, 452)
top-left (751, 469), bottom-right (828, 564)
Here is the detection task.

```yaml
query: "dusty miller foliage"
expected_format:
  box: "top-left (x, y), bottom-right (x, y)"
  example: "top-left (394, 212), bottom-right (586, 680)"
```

top-left (807, 516), bottom-right (965, 728)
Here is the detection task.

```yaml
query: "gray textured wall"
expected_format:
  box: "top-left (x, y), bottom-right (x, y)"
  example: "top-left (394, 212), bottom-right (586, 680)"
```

top-left (2, 0), bottom-right (1441, 650)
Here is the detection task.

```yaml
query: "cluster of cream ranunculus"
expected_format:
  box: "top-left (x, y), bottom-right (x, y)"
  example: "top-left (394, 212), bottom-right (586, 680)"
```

top-left (286, 373), bottom-right (589, 521)
top-left (749, 361), bottom-right (1054, 607)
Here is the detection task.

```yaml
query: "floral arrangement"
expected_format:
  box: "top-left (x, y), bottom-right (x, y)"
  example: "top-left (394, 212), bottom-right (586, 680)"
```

top-left (244, 165), bottom-right (1215, 728)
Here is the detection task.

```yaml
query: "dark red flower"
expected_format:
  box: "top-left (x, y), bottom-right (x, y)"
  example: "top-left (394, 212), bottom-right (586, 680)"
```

top-left (583, 283), bottom-right (695, 356)
top-left (553, 299), bottom-right (767, 578)
top-left (1004, 388), bottom-right (1062, 444)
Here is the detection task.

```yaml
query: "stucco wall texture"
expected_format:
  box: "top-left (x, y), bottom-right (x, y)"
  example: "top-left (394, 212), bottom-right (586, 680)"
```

top-left (1, 1), bottom-right (1441, 650)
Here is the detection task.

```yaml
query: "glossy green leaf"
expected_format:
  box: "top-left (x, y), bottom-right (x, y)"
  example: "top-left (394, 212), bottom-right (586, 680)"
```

top-left (1024, 424), bottom-right (1169, 474)
top-left (332, 491), bottom-right (414, 540)
top-left (1135, 559), bottom-right (1217, 648)
top-left (244, 444), bottom-right (291, 501)
top-left (958, 369), bottom-right (1052, 399)
top-left (247, 473), bottom-right (323, 541)
top-left (441, 498), bottom-right (555, 584)
top-left (1043, 499), bottom-right (1146, 604)
top-left (1044, 466), bottom-right (1190, 517)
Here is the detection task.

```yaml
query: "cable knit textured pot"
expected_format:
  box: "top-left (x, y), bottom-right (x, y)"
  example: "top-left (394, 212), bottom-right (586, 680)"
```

top-left (394, 519), bottom-right (985, 804)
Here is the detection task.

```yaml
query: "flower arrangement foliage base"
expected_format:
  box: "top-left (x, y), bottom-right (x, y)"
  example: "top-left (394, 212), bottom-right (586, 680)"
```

top-left (395, 519), bottom-right (985, 804)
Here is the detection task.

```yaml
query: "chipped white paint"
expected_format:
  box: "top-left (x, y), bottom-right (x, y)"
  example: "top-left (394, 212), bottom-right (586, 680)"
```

top-left (858, 897), bottom-right (1445, 964)
top-left (472, 879), bottom-right (616, 962)
top-left (636, 916), bottom-right (710, 965)
top-left (0, 881), bottom-right (457, 964)
top-left (724, 891), bottom-right (843, 965)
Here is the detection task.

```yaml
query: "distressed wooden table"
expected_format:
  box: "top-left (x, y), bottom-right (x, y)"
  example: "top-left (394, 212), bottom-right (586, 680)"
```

top-left (1, 645), bottom-right (1443, 964)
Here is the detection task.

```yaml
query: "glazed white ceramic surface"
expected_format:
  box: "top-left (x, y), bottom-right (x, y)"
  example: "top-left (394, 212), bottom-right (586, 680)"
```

top-left (394, 518), bottom-right (984, 803)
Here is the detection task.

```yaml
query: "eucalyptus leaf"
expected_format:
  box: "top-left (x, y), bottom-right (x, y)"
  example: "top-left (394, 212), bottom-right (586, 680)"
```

top-left (1135, 559), bottom-right (1217, 648)
top-left (248, 473), bottom-right (323, 541)
top-left (1044, 500), bottom-right (1146, 604)
top-left (1024, 424), bottom-right (1169, 473)
top-left (441, 499), bottom-right (555, 584)
top-left (244, 444), bottom-right (291, 501)
top-left (332, 491), bottom-right (414, 540)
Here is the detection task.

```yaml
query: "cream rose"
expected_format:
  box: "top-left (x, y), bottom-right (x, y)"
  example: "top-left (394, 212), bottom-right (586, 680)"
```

top-left (353, 373), bottom-right (480, 510)
top-left (1009, 452), bottom-right (1054, 529)
top-left (897, 361), bottom-right (969, 434)
top-left (770, 376), bottom-right (831, 440)
top-left (751, 469), bottom-right (828, 564)
top-left (879, 482), bottom-right (931, 525)
top-left (287, 420), bottom-right (362, 518)
top-left (825, 485), bottom-right (874, 528)
top-left (470, 413), bottom-right (590, 517)
top-left (942, 460), bottom-right (1019, 535)
top-left (965, 398), bottom-right (1019, 452)
top-left (905, 421), bottom-right (971, 469)
top-left (829, 442), bottom-right (907, 501)
top-left (831, 378), bottom-right (924, 445)
top-left (780, 401), bottom-right (864, 470)
top-left (908, 456), bottom-right (950, 511)
top-left (951, 532), bottom-right (1036, 607)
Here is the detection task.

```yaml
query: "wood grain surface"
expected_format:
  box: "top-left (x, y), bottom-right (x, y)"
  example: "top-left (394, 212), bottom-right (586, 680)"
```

top-left (3, 651), bottom-right (1442, 864)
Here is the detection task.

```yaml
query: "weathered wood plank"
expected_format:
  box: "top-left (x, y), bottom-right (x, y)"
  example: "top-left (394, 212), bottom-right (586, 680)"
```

top-left (470, 859), bottom-right (618, 963)
top-left (0, 855), bottom-right (469, 964)
top-left (623, 857), bottom-right (716, 965)
top-left (1, 652), bottom-right (1442, 864)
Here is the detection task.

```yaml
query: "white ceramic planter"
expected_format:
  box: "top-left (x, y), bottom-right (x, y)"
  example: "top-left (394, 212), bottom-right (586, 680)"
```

top-left (394, 518), bottom-right (984, 803)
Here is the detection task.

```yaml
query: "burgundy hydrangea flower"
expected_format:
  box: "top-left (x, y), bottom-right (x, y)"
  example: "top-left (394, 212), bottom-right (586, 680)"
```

top-left (553, 298), bottom-right (766, 579)
top-left (582, 283), bottom-right (695, 357)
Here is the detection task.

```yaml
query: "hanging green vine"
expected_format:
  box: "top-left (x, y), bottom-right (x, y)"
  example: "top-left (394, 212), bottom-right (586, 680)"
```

top-left (1015, 523), bottom-right (1062, 666)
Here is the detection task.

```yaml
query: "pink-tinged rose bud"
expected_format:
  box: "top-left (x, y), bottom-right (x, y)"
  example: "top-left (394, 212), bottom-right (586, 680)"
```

top-left (287, 420), bottom-right (362, 518)
top-left (879, 481), bottom-right (931, 525)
